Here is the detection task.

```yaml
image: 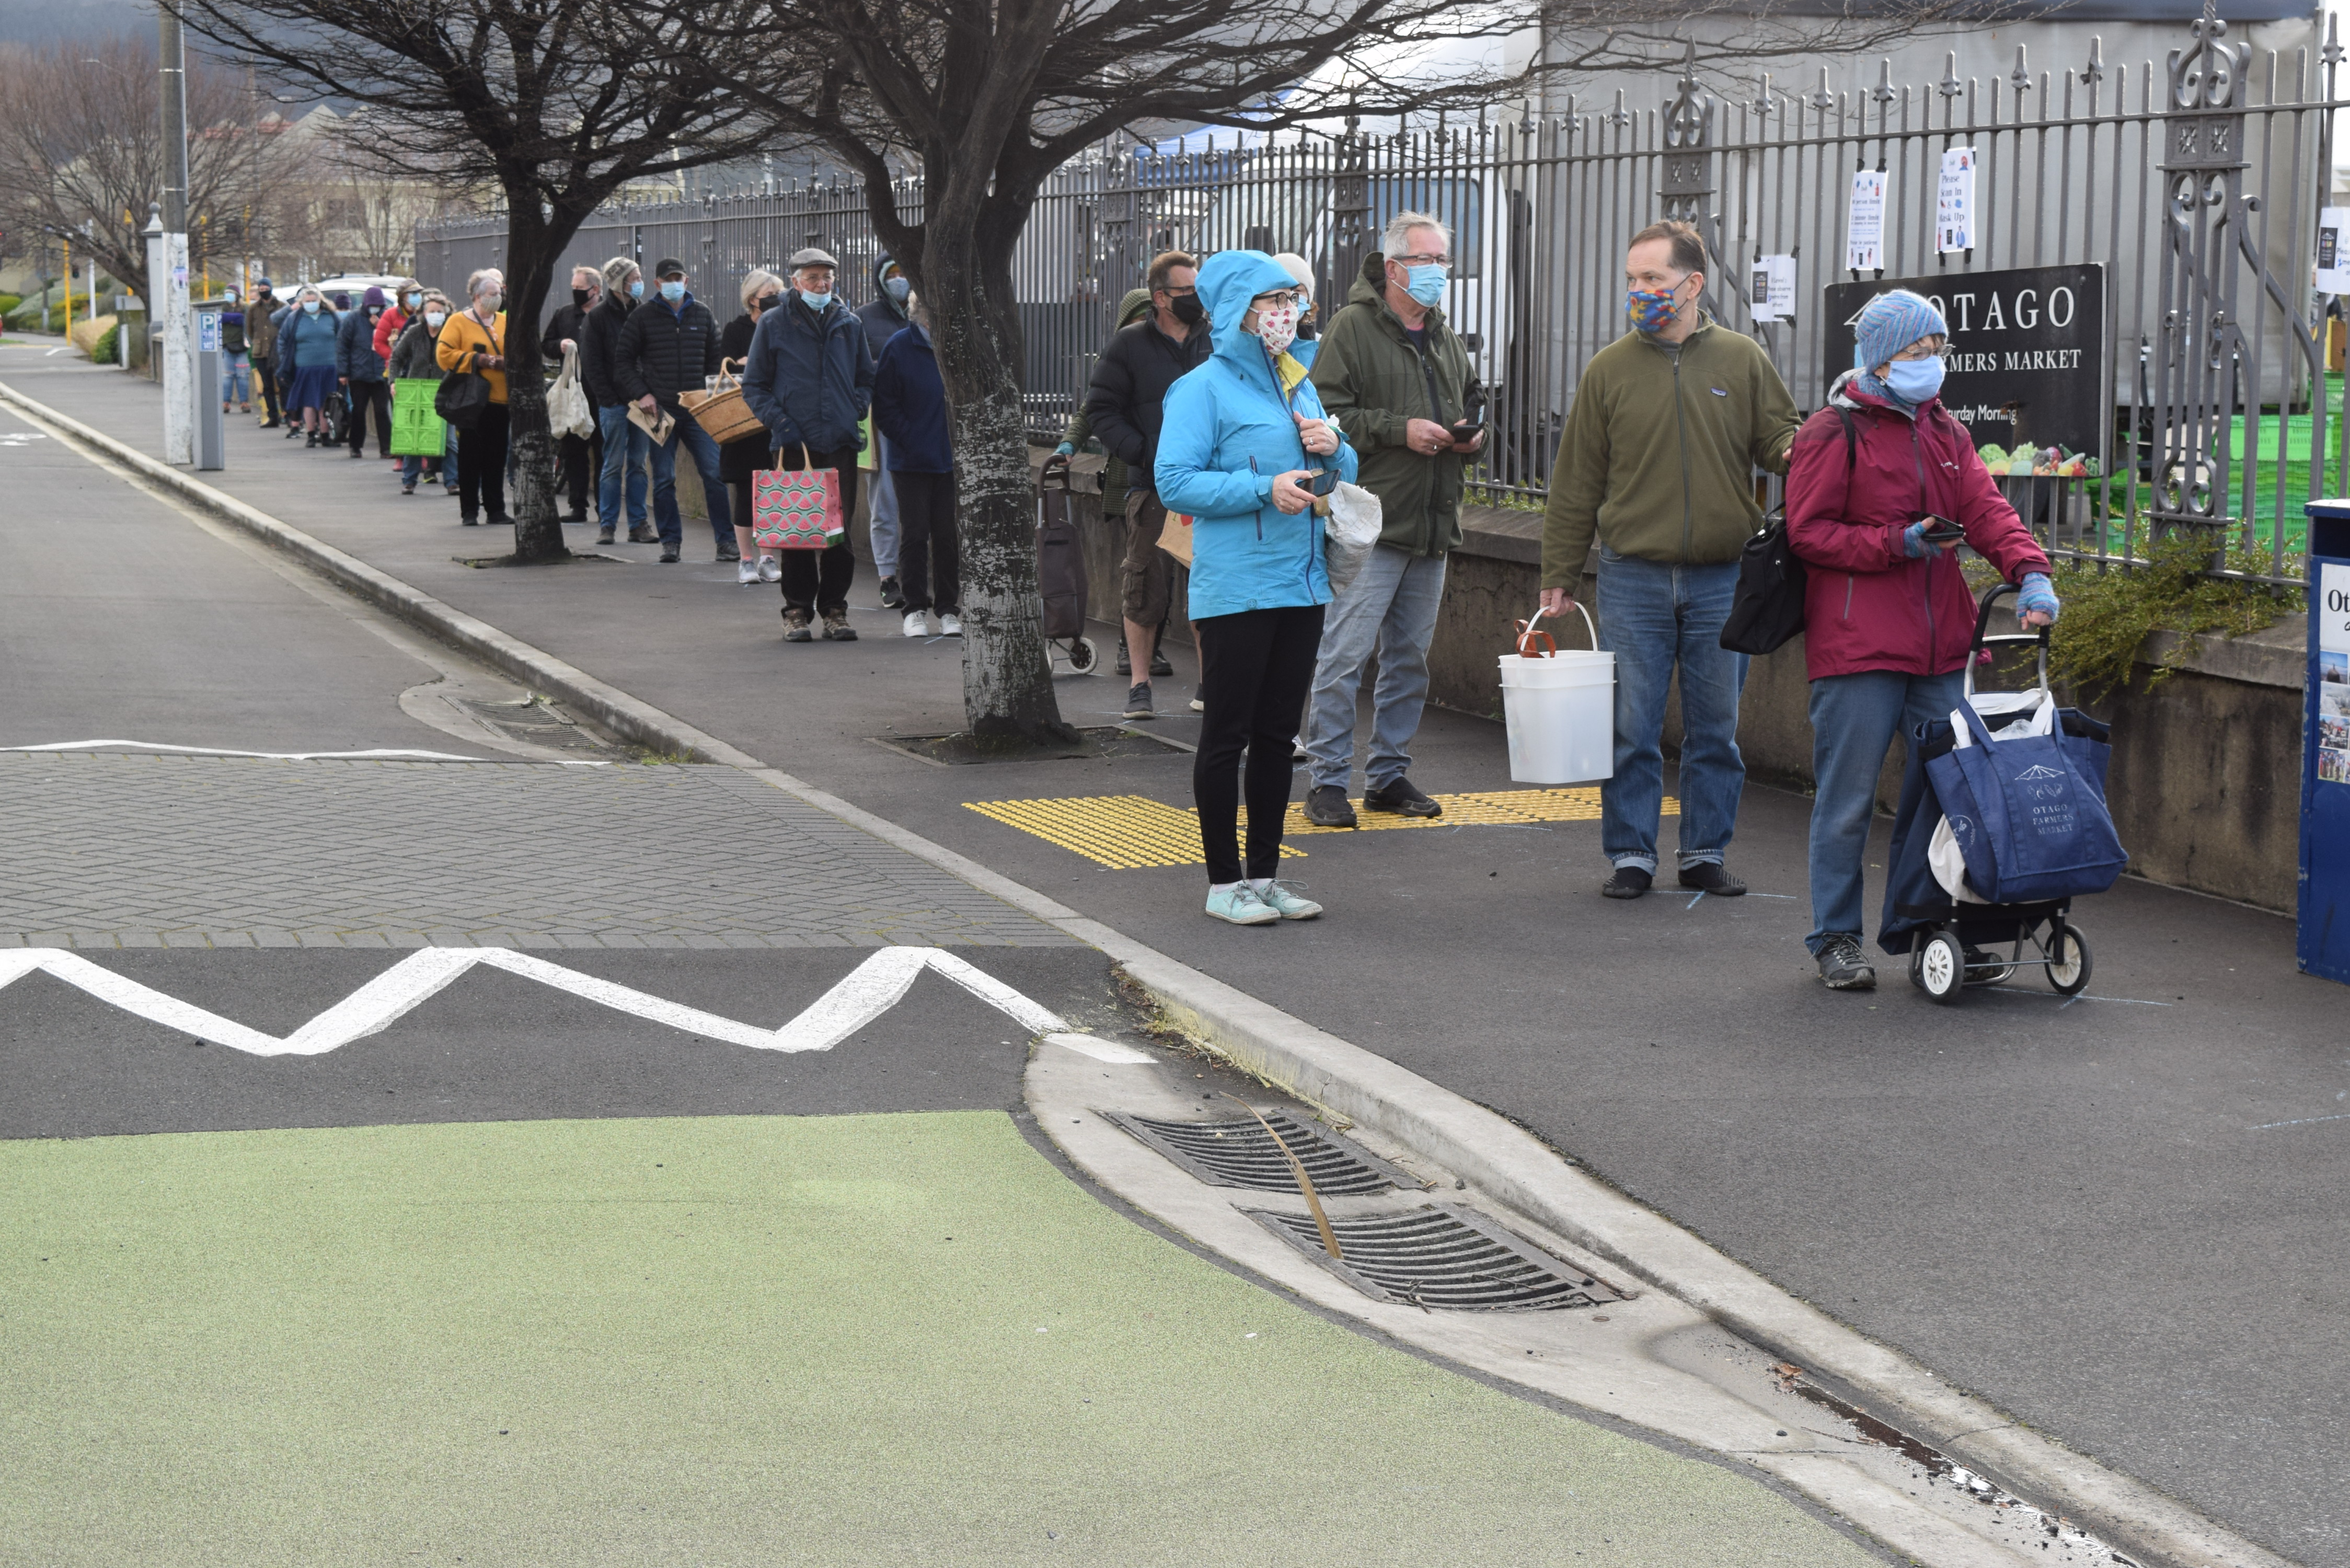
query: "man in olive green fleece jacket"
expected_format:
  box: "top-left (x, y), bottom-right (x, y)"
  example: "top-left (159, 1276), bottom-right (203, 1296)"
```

top-left (1300, 216), bottom-right (1484, 826)
top-left (1538, 220), bottom-right (1799, 901)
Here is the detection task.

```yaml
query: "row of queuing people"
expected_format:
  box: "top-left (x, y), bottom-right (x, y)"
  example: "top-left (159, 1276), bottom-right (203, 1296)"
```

top-left (1158, 219), bottom-right (2063, 989)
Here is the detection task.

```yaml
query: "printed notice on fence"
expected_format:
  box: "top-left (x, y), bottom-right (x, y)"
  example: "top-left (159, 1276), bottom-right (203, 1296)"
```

top-left (2318, 209), bottom-right (2350, 293)
top-left (1750, 255), bottom-right (1798, 322)
top-left (2317, 566), bottom-right (2348, 788)
top-left (1847, 170), bottom-right (1887, 272)
top-left (1937, 147), bottom-right (1977, 253)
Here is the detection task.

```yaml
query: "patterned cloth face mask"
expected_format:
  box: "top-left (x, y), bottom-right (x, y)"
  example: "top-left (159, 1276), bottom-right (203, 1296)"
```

top-left (1626, 281), bottom-right (1684, 334)
top-left (1253, 301), bottom-right (1298, 355)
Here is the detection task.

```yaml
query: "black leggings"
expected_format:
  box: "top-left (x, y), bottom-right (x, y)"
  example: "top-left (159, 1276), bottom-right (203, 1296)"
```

top-left (1194, 603), bottom-right (1324, 884)
top-left (458, 402), bottom-right (510, 521)
top-left (891, 469), bottom-right (960, 613)
top-left (345, 380), bottom-right (391, 455)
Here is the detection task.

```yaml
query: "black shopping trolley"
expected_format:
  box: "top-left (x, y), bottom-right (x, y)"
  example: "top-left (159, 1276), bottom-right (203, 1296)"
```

top-left (1879, 582), bottom-right (2128, 1004)
top-left (1037, 457), bottom-right (1099, 676)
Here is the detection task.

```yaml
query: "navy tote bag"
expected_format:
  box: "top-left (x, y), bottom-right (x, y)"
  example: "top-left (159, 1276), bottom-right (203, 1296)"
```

top-left (1923, 702), bottom-right (2126, 905)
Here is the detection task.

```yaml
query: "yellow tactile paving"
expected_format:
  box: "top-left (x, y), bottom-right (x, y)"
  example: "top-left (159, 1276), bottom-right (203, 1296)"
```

top-left (963, 789), bottom-right (1679, 870)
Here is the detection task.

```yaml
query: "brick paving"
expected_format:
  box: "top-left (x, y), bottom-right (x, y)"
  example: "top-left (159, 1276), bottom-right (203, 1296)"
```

top-left (0, 753), bottom-right (1070, 949)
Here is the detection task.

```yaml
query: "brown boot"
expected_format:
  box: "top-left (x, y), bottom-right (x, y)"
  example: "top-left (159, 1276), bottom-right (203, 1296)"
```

top-left (821, 608), bottom-right (858, 642)
top-left (782, 607), bottom-right (814, 643)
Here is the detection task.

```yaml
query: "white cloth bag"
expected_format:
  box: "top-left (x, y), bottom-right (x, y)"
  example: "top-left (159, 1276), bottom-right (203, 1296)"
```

top-left (547, 342), bottom-right (595, 439)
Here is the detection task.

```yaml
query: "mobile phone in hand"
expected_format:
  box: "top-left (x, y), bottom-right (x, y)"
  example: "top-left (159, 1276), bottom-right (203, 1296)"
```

top-left (1448, 421), bottom-right (1483, 445)
top-left (1918, 514), bottom-right (1964, 543)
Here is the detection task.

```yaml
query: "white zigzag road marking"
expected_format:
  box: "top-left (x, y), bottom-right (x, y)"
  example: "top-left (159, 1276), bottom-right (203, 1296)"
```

top-left (0, 947), bottom-right (1153, 1063)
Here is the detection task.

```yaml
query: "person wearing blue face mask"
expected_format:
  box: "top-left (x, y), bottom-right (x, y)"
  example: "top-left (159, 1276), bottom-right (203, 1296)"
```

top-left (614, 257), bottom-right (730, 564)
top-left (740, 245), bottom-right (876, 642)
top-left (857, 255), bottom-right (915, 608)
top-left (1783, 287), bottom-right (2057, 991)
top-left (1300, 211), bottom-right (1484, 828)
top-left (1539, 219), bottom-right (1801, 902)
top-left (582, 257), bottom-right (653, 545)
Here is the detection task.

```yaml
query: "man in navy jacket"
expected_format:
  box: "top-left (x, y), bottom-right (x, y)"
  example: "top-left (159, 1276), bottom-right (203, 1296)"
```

top-left (871, 294), bottom-right (958, 637)
top-left (741, 246), bottom-right (874, 641)
top-left (615, 257), bottom-right (728, 564)
top-left (336, 285), bottom-right (393, 460)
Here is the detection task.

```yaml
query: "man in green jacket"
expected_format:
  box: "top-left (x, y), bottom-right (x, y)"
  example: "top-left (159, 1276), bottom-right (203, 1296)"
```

top-left (1301, 212), bottom-right (1484, 826)
top-left (1539, 219), bottom-right (1799, 900)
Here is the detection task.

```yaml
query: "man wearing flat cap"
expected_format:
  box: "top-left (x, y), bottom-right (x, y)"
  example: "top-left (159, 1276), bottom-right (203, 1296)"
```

top-left (741, 246), bottom-right (876, 641)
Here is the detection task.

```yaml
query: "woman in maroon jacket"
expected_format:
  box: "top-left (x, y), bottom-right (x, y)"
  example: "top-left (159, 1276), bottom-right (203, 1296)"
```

top-left (1784, 290), bottom-right (2061, 991)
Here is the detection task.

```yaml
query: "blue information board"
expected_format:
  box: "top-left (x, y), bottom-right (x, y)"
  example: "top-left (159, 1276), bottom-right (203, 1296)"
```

top-left (2299, 503), bottom-right (2350, 984)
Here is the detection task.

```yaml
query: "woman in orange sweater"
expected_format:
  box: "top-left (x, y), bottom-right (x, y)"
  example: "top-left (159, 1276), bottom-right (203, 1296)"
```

top-left (435, 268), bottom-right (511, 526)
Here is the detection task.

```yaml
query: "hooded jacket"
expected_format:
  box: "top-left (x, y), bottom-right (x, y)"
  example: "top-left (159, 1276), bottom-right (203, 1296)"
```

top-left (857, 256), bottom-right (911, 365)
top-left (1785, 371), bottom-right (2050, 682)
top-left (247, 293), bottom-right (280, 360)
top-left (1153, 250), bottom-right (1358, 620)
top-left (1539, 315), bottom-right (1800, 601)
top-left (389, 295), bottom-right (453, 381)
top-left (741, 291), bottom-right (873, 456)
top-left (1084, 289), bottom-right (1211, 498)
top-left (1309, 250), bottom-right (1480, 557)
top-left (872, 320), bottom-right (951, 474)
top-left (336, 291), bottom-right (389, 382)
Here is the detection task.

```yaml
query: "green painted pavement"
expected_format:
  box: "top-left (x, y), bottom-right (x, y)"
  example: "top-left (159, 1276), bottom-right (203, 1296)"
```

top-left (2, 1112), bottom-right (1882, 1566)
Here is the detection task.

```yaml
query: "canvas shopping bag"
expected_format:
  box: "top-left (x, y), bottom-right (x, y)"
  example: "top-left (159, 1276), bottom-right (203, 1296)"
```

top-left (390, 378), bottom-right (448, 456)
top-left (752, 445), bottom-right (847, 550)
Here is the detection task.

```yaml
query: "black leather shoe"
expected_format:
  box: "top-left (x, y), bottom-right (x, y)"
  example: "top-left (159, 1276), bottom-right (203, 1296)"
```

top-left (1150, 648), bottom-right (1174, 677)
top-left (1115, 642), bottom-right (1132, 676)
top-left (1677, 862), bottom-right (1747, 896)
top-left (1601, 865), bottom-right (1653, 900)
top-left (1303, 786), bottom-right (1357, 828)
top-left (1362, 777), bottom-right (1442, 818)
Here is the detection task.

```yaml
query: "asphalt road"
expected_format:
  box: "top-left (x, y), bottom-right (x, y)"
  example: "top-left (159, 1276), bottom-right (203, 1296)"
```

top-left (10, 354), bottom-right (2345, 1565)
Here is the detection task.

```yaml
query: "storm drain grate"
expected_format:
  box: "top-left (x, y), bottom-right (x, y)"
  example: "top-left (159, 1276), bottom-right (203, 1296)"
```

top-left (1247, 1204), bottom-right (1627, 1311)
top-left (1104, 1110), bottom-right (1422, 1194)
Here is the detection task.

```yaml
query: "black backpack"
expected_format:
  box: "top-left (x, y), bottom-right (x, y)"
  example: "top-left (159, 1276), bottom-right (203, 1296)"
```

top-left (1718, 407), bottom-right (1855, 656)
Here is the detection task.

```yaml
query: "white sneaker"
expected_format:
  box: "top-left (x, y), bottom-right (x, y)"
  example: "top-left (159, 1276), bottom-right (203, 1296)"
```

top-left (902, 611), bottom-right (929, 638)
top-left (758, 555), bottom-right (780, 582)
top-left (736, 558), bottom-right (762, 585)
top-left (939, 613), bottom-right (963, 637)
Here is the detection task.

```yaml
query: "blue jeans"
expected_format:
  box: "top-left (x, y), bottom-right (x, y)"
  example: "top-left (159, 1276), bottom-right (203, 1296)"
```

top-left (222, 352), bottom-right (251, 405)
top-left (1595, 551), bottom-right (1747, 873)
top-left (596, 403), bottom-right (650, 531)
top-left (868, 433), bottom-right (900, 576)
top-left (1303, 545), bottom-right (1447, 792)
top-left (1804, 669), bottom-right (1964, 954)
top-left (649, 413), bottom-right (729, 550)
top-left (400, 429), bottom-right (450, 488)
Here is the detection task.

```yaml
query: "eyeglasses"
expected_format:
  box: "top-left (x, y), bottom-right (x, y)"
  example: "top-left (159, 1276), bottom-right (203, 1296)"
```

top-left (1252, 291), bottom-right (1301, 310)
top-left (1158, 285), bottom-right (1197, 297)
top-left (1390, 252), bottom-right (1449, 267)
top-left (1891, 343), bottom-right (1952, 362)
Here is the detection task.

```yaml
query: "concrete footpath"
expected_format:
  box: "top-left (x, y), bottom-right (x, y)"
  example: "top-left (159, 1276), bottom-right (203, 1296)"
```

top-left (7, 354), bottom-right (2345, 1567)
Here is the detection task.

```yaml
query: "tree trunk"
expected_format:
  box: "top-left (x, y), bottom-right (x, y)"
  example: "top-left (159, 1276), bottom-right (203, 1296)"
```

top-left (924, 216), bottom-right (1074, 746)
top-left (499, 194), bottom-right (566, 563)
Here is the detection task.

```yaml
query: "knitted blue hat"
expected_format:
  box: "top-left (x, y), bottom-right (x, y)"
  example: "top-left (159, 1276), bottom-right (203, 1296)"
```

top-left (1854, 289), bottom-right (1948, 372)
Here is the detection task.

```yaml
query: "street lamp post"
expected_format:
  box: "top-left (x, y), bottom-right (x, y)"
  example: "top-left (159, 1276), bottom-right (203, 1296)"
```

top-left (157, 1), bottom-right (193, 464)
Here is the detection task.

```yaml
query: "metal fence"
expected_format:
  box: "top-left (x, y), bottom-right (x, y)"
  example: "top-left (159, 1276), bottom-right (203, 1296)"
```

top-left (418, 13), bottom-right (2345, 587)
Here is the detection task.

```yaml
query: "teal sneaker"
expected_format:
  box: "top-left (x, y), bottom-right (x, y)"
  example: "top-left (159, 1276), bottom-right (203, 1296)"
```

top-left (1204, 883), bottom-right (1279, 926)
top-left (1252, 880), bottom-right (1323, 920)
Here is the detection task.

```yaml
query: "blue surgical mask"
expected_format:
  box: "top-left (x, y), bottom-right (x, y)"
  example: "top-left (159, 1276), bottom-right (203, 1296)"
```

top-left (405, 292), bottom-right (422, 308)
top-left (1883, 356), bottom-right (1946, 405)
top-left (301, 299), bottom-right (319, 314)
top-left (1402, 263), bottom-right (1448, 307)
top-left (884, 276), bottom-right (909, 303)
top-left (659, 280), bottom-right (685, 302)
top-left (802, 290), bottom-right (835, 311)
top-left (627, 279), bottom-right (644, 299)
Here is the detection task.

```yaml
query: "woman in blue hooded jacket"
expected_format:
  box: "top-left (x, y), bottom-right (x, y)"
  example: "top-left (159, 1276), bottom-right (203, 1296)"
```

top-left (1155, 249), bottom-right (1358, 926)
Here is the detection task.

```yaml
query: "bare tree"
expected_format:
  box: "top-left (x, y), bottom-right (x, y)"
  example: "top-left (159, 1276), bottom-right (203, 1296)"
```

top-left (665, 0), bottom-right (1958, 747)
top-left (0, 34), bottom-right (260, 307)
top-left (171, 0), bottom-right (782, 563)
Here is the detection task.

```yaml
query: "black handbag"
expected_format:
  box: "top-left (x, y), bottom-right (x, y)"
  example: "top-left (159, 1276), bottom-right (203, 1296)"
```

top-left (434, 370), bottom-right (489, 431)
top-left (1719, 407), bottom-right (1854, 656)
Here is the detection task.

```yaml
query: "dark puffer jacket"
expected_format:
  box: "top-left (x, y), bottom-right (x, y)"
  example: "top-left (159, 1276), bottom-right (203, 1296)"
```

top-left (1784, 371), bottom-right (2050, 681)
top-left (740, 293), bottom-right (872, 455)
top-left (579, 295), bottom-right (635, 409)
top-left (614, 290), bottom-right (723, 412)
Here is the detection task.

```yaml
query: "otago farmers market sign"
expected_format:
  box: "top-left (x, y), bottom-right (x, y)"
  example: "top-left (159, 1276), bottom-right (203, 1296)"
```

top-left (1824, 263), bottom-right (2105, 454)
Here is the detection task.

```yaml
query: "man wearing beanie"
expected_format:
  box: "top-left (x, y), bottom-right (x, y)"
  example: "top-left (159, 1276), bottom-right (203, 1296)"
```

top-left (1782, 287), bottom-right (2057, 989)
top-left (1540, 219), bottom-right (1800, 901)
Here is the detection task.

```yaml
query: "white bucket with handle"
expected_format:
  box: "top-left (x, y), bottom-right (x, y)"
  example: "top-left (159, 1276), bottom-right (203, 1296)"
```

top-left (1498, 603), bottom-right (1614, 784)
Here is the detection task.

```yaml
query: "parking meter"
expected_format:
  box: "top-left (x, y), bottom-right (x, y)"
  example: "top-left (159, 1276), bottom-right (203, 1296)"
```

top-left (191, 297), bottom-right (226, 471)
top-left (2299, 500), bottom-right (2350, 984)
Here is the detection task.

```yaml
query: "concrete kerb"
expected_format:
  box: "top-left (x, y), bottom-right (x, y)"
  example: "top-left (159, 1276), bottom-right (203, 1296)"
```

top-left (2, 378), bottom-right (2296, 1568)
